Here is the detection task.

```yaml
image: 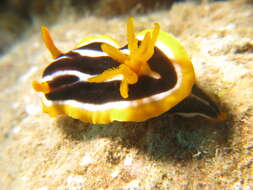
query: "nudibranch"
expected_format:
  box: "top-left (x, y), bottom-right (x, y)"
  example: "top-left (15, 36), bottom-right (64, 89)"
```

top-left (33, 17), bottom-right (226, 124)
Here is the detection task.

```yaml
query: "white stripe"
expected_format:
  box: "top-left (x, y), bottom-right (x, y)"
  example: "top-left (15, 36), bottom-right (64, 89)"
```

top-left (106, 75), bottom-right (123, 81)
top-left (155, 41), bottom-right (175, 59)
top-left (190, 94), bottom-right (211, 106)
top-left (41, 70), bottom-right (123, 83)
top-left (174, 112), bottom-right (213, 119)
top-left (42, 63), bottom-right (183, 112)
top-left (136, 35), bottom-right (175, 59)
top-left (72, 49), bottom-right (108, 57)
top-left (121, 49), bottom-right (130, 55)
top-left (54, 55), bottom-right (70, 61)
top-left (41, 70), bottom-right (93, 82)
top-left (73, 48), bottom-right (129, 57)
top-left (42, 48), bottom-right (128, 82)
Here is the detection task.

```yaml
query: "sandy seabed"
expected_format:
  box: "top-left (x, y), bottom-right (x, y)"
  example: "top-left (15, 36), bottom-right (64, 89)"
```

top-left (0, 1), bottom-right (252, 189)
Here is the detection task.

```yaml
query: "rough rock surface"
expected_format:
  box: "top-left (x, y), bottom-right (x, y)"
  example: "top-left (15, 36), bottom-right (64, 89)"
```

top-left (0, 1), bottom-right (252, 189)
top-left (0, 0), bottom-right (172, 54)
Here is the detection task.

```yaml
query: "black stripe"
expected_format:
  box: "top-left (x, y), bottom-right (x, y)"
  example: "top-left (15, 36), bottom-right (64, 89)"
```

top-left (48, 75), bottom-right (79, 89)
top-left (43, 55), bottom-right (120, 77)
top-left (47, 81), bottom-right (122, 103)
top-left (169, 85), bottom-right (220, 119)
top-left (44, 42), bottom-right (136, 77)
top-left (44, 43), bottom-right (129, 77)
top-left (45, 46), bottom-right (178, 104)
top-left (191, 85), bottom-right (220, 113)
top-left (76, 42), bottom-right (103, 51)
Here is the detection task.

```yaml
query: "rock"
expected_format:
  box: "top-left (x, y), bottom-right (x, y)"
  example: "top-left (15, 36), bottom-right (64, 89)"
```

top-left (0, 1), bottom-right (252, 189)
